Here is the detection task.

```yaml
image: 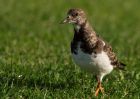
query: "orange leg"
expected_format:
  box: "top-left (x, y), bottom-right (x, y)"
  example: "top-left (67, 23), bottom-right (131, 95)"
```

top-left (95, 77), bottom-right (104, 96)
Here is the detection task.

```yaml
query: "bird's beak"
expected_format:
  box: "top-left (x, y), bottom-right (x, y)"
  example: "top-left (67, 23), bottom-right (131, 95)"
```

top-left (60, 15), bottom-right (72, 24)
top-left (60, 18), bottom-right (68, 24)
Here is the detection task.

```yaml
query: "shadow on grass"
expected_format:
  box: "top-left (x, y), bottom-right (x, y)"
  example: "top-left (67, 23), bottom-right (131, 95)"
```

top-left (0, 63), bottom-right (92, 91)
top-left (0, 73), bottom-right (77, 90)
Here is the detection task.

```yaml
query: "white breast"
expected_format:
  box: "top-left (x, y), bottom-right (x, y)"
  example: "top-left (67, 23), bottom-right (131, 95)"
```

top-left (72, 43), bottom-right (113, 75)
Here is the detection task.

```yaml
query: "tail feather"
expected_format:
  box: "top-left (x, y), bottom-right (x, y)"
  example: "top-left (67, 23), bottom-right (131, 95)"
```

top-left (118, 62), bottom-right (126, 70)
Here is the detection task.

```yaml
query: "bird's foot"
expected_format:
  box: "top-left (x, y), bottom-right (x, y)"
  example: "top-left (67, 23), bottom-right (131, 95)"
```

top-left (95, 86), bottom-right (104, 96)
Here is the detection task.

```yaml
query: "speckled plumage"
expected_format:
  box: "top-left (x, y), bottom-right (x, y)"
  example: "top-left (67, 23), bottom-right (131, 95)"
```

top-left (71, 20), bottom-right (125, 70)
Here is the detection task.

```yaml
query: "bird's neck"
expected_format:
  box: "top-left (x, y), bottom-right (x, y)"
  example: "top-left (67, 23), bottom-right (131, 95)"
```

top-left (73, 21), bottom-right (97, 41)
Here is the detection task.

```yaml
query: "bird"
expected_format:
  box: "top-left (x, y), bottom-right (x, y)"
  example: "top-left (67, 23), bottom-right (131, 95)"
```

top-left (61, 8), bottom-right (126, 96)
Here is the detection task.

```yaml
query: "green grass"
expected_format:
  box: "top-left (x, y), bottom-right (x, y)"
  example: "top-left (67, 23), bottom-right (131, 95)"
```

top-left (0, 0), bottom-right (140, 98)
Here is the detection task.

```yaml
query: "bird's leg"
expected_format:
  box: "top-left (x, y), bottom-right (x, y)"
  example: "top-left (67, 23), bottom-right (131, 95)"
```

top-left (95, 76), bottom-right (104, 96)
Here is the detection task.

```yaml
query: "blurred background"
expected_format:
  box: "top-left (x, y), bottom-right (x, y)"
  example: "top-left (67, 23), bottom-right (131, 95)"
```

top-left (0, 0), bottom-right (140, 98)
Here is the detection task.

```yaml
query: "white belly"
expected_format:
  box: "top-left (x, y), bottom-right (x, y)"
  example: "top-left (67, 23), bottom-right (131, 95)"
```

top-left (72, 47), bottom-right (113, 75)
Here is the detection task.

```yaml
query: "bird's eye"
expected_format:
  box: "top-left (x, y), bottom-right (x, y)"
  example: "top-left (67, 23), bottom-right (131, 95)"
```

top-left (75, 13), bottom-right (78, 16)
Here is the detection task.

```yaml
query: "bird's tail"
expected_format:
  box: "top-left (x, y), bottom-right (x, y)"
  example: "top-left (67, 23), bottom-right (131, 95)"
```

top-left (118, 62), bottom-right (126, 70)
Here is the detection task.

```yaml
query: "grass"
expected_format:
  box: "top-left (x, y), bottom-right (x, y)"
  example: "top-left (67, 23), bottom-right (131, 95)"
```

top-left (0, 0), bottom-right (140, 98)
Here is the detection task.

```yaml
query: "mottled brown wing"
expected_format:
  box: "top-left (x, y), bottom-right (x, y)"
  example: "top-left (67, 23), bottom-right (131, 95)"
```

top-left (103, 42), bottom-right (126, 69)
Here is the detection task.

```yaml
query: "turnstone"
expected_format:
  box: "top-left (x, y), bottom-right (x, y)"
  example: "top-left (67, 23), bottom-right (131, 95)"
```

top-left (61, 8), bottom-right (126, 96)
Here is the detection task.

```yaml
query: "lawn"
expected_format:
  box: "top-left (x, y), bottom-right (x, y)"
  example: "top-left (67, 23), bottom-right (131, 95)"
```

top-left (0, 0), bottom-right (140, 98)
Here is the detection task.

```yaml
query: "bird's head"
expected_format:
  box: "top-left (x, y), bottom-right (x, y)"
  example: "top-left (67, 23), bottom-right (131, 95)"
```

top-left (61, 8), bottom-right (87, 25)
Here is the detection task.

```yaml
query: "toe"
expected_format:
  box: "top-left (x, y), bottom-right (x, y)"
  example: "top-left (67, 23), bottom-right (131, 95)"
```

top-left (95, 88), bottom-right (100, 96)
top-left (100, 87), bottom-right (104, 93)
